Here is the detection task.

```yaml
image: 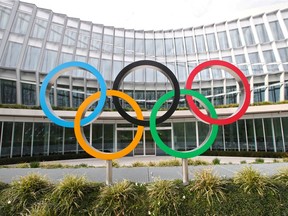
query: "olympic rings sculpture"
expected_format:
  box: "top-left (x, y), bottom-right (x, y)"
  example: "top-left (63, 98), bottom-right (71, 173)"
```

top-left (40, 60), bottom-right (251, 160)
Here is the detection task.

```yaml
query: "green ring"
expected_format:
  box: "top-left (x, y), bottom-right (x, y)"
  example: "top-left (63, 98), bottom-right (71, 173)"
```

top-left (150, 89), bottom-right (219, 159)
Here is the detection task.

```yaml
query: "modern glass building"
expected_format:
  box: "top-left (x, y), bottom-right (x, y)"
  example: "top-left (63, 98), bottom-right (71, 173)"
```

top-left (0, 0), bottom-right (288, 158)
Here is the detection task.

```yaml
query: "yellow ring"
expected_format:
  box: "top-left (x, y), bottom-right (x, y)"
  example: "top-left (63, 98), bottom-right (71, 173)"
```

top-left (74, 90), bottom-right (144, 160)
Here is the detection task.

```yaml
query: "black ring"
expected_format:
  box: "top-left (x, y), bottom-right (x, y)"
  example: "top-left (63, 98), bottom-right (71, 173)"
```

top-left (112, 60), bottom-right (180, 126)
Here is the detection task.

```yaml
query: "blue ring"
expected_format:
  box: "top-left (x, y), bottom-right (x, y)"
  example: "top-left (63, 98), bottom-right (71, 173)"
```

top-left (40, 61), bottom-right (107, 128)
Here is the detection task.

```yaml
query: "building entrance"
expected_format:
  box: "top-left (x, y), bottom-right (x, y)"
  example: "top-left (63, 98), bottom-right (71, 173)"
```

top-left (116, 125), bottom-right (172, 156)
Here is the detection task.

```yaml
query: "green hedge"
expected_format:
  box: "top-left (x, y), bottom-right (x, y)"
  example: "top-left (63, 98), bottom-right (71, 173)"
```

top-left (0, 169), bottom-right (287, 216)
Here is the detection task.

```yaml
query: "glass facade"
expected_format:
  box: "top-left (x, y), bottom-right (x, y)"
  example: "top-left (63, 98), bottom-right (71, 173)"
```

top-left (0, 1), bottom-right (287, 158)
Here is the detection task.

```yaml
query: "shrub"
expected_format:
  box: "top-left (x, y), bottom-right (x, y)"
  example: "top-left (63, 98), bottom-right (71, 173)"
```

top-left (30, 161), bottom-right (40, 168)
top-left (40, 163), bottom-right (65, 169)
top-left (188, 159), bottom-right (210, 166)
top-left (0, 181), bottom-right (8, 191)
top-left (0, 173), bottom-right (51, 215)
top-left (254, 158), bottom-right (264, 164)
top-left (15, 163), bottom-right (30, 168)
top-left (96, 180), bottom-right (147, 215)
top-left (157, 159), bottom-right (181, 167)
top-left (212, 158), bottom-right (220, 165)
top-left (274, 167), bottom-right (288, 186)
top-left (49, 175), bottom-right (101, 216)
top-left (147, 180), bottom-right (189, 215)
top-left (190, 169), bottom-right (226, 205)
top-left (240, 160), bottom-right (247, 164)
top-left (233, 166), bottom-right (277, 196)
top-left (74, 163), bottom-right (90, 168)
top-left (131, 161), bottom-right (147, 167)
top-left (148, 161), bottom-right (156, 167)
top-left (283, 158), bottom-right (288, 162)
top-left (112, 160), bottom-right (120, 168)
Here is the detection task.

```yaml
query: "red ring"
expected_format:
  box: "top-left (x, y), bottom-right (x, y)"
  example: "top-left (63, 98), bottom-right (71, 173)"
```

top-left (185, 60), bottom-right (250, 125)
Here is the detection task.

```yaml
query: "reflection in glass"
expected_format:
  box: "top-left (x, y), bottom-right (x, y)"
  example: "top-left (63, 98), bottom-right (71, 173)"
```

top-left (173, 123), bottom-right (185, 151)
top-left (92, 124), bottom-right (103, 151)
top-left (49, 124), bottom-right (63, 154)
top-left (1, 122), bottom-right (13, 157)
top-left (0, 79), bottom-right (16, 104)
top-left (65, 127), bottom-right (76, 153)
top-left (23, 122), bottom-right (33, 156)
top-left (104, 124), bottom-right (114, 152)
top-left (273, 118), bottom-right (283, 152)
top-left (246, 119), bottom-right (255, 151)
top-left (22, 83), bottom-right (36, 105)
top-left (33, 123), bottom-right (49, 156)
top-left (281, 117), bottom-right (288, 151)
top-left (264, 119), bottom-right (274, 152)
top-left (224, 122), bottom-right (238, 151)
top-left (254, 119), bottom-right (265, 151)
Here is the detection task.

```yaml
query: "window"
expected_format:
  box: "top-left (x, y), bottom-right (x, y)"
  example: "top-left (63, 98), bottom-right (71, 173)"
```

top-left (206, 33), bottom-right (217, 51)
top-left (102, 34), bottom-right (113, 53)
top-left (254, 83), bottom-right (265, 102)
top-left (1, 42), bottom-right (22, 68)
top-left (145, 39), bottom-right (154, 56)
top-left (31, 19), bottom-right (48, 39)
top-left (184, 37), bottom-right (195, 54)
top-left (41, 49), bottom-right (57, 73)
top-left (242, 26), bottom-right (255, 46)
top-left (269, 21), bottom-right (284, 40)
top-left (175, 38), bottom-right (184, 55)
top-left (279, 48), bottom-right (288, 70)
top-left (114, 36), bottom-right (124, 54)
top-left (229, 29), bottom-right (242, 48)
top-left (48, 24), bottom-right (64, 43)
top-left (176, 62), bottom-right (186, 81)
top-left (155, 39), bottom-right (164, 56)
top-left (0, 79), bottom-right (16, 104)
top-left (63, 28), bottom-right (78, 46)
top-left (11, 12), bottom-right (30, 35)
top-left (249, 52), bottom-right (263, 75)
top-left (217, 31), bottom-right (229, 50)
top-left (135, 38), bottom-right (144, 54)
top-left (235, 54), bottom-right (249, 75)
top-left (255, 24), bottom-right (269, 43)
top-left (22, 83), bottom-right (36, 105)
top-left (263, 50), bottom-right (278, 73)
top-left (195, 35), bottom-right (206, 52)
top-left (269, 83), bottom-right (280, 102)
top-left (77, 30), bottom-right (90, 49)
top-left (0, 7), bottom-right (11, 30)
top-left (165, 38), bottom-right (174, 56)
top-left (23, 46), bottom-right (41, 71)
top-left (125, 37), bottom-right (134, 55)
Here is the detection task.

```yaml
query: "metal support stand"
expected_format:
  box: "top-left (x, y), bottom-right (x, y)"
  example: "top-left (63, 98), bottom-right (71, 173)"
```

top-left (182, 158), bottom-right (189, 185)
top-left (106, 160), bottom-right (112, 185)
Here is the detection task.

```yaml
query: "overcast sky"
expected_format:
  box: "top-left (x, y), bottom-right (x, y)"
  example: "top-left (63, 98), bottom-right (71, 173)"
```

top-left (23, 0), bottom-right (288, 30)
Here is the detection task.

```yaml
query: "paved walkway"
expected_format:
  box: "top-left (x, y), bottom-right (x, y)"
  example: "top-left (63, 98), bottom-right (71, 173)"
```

top-left (0, 156), bottom-right (287, 184)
